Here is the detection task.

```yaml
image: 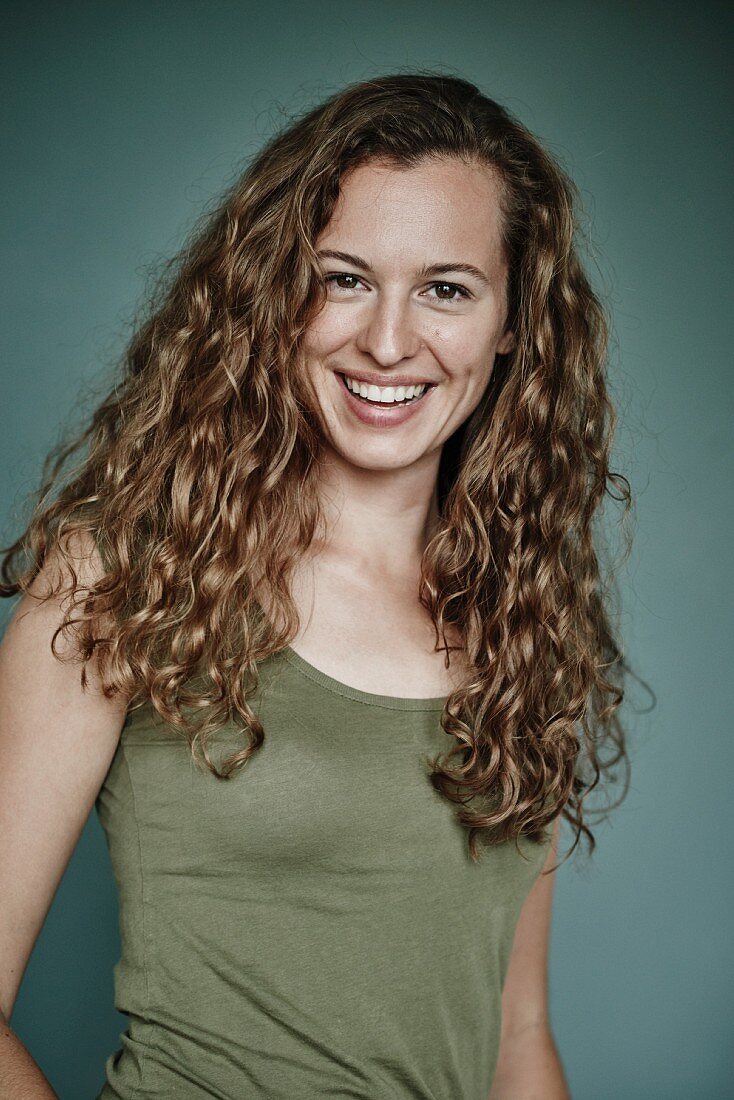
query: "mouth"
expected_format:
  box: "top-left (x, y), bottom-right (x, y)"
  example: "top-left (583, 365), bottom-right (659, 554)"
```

top-left (335, 372), bottom-right (436, 408)
top-left (334, 370), bottom-right (438, 429)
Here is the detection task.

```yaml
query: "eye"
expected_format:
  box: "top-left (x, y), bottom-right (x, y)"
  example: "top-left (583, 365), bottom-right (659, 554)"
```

top-left (324, 272), bottom-right (366, 292)
top-left (424, 281), bottom-right (471, 303)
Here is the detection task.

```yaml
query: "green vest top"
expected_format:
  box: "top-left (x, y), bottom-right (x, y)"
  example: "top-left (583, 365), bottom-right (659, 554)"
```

top-left (94, 644), bottom-right (552, 1099)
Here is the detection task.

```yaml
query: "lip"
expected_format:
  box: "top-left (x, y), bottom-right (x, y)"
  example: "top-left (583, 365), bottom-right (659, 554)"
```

top-left (339, 369), bottom-right (439, 389)
top-left (335, 371), bottom-right (436, 428)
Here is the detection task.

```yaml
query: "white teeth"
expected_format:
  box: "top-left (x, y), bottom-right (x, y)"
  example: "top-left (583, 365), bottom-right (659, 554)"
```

top-left (344, 375), bottom-right (427, 403)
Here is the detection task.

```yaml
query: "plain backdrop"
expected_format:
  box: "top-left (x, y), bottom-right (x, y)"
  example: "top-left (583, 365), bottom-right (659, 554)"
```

top-left (1, 2), bottom-right (732, 1097)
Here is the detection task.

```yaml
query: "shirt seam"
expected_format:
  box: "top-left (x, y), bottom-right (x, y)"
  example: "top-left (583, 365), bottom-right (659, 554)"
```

top-left (280, 648), bottom-right (446, 713)
top-left (122, 745), bottom-right (154, 1098)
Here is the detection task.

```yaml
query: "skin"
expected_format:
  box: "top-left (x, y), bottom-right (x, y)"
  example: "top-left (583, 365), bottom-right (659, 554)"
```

top-left (302, 154), bottom-right (516, 580)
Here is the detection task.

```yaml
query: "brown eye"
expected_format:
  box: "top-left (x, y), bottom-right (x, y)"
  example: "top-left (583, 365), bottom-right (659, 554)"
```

top-left (325, 273), bottom-right (363, 290)
top-left (429, 282), bottom-right (470, 302)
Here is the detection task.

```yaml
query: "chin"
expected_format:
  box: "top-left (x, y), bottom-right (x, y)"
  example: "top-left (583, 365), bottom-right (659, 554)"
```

top-left (329, 439), bottom-right (430, 473)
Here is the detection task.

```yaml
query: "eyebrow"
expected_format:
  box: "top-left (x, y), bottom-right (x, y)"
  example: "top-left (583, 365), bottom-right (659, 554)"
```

top-left (315, 249), bottom-right (492, 289)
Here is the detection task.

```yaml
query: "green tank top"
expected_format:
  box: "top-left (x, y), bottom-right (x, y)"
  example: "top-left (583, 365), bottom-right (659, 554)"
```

top-left (94, 644), bottom-right (552, 1099)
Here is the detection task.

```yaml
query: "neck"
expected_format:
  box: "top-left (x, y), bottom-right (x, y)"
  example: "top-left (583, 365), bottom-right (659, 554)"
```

top-left (314, 447), bottom-right (442, 581)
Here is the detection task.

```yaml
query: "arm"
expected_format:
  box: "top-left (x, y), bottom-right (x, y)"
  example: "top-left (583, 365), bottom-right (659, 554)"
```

top-left (0, 533), bottom-right (130, 1096)
top-left (0, 1008), bottom-right (58, 1099)
top-left (488, 814), bottom-right (571, 1100)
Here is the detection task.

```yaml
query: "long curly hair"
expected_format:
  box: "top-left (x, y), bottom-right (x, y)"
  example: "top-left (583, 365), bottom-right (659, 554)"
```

top-left (1, 71), bottom-right (634, 866)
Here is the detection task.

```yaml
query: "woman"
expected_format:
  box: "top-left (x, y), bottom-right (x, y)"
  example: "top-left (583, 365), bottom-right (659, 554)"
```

top-left (0, 72), bottom-right (631, 1098)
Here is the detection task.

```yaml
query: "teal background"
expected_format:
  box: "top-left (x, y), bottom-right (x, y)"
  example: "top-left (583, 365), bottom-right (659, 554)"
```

top-left (1, 2), bottom-right (731, 1097)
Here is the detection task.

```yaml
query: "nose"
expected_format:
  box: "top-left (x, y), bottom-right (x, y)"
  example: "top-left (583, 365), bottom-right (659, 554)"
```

top-left (354, 290), bottom-right (422, 366)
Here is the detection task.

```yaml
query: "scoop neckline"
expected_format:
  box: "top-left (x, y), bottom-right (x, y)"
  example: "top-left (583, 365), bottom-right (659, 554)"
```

top-left (279, 644), bottom-right (448, 712)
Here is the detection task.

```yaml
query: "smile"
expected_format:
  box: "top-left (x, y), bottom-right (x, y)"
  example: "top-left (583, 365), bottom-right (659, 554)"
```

top-left (335, 371), bottom-right (436, 428)
top-left (341, 373), bottom-right (432, 406)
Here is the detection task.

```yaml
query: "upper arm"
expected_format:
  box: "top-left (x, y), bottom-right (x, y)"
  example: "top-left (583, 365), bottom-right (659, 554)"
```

top-left (0, 531), bottom-right (130, 1021)
top-left (499, 814), bottom-right (562, 1040)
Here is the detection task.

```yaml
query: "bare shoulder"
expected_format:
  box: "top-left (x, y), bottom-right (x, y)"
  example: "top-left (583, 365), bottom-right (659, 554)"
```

top-left (0, 527), bottom-right (128, 1020)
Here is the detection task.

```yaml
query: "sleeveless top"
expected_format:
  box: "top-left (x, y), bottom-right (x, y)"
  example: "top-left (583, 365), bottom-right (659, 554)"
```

top-left (94, 644), bottom-right (552, 1100)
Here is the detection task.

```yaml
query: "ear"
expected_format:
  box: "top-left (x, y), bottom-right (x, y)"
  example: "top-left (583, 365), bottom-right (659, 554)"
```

top-left (496, 329), bottom-right (516, 355)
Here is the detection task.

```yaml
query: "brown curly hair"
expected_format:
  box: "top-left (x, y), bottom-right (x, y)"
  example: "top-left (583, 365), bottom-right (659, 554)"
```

top-left (0, 71), bottom-right (634, 868)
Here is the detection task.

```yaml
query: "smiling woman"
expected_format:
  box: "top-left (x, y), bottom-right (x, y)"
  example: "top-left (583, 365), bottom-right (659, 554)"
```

top-left (302, 156), bottom-right (516, 470)
top-left (0, 71), bottom-right (632, 1100)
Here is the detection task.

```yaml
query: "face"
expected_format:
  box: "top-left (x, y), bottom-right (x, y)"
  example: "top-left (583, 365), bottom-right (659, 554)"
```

top-left (302, 155), bottom-right (515, 473)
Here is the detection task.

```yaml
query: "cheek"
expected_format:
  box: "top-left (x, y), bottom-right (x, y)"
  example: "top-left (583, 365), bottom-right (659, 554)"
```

top-left (429, 320), bottom-right (495, 374)
top-left (440, 357), bottom-right (496, 428)
top-left (441, 347), bottom-right (492, 391)
top-left (304, 306), bottom-right (353, 354)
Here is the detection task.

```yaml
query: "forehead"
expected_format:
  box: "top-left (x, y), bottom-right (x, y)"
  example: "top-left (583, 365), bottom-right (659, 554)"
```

top-left (317, 156), bottom-right (507, 275)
